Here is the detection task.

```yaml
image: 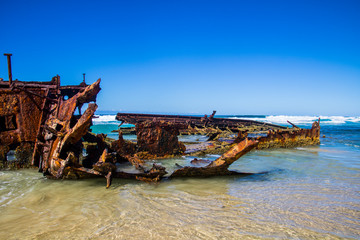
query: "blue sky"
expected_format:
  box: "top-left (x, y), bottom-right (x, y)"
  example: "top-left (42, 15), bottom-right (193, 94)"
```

top-left (1, 0), bottom-right (359, 115)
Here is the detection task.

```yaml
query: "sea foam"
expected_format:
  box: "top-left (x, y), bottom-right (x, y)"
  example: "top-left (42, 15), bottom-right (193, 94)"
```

top-left (228, 115), bottom-right (360, 125)
top-left (92, 115), bottom-right (118, 124)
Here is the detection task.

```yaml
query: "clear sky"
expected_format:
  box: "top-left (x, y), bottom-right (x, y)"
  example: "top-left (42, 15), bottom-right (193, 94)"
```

top-left (1, 0), bottom-right (359, 115)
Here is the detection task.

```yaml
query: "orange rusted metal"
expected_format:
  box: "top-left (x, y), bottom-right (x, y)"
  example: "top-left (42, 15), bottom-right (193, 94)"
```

top-left (0, 71), bottom-right (98, 166)
top-left (0, 54), bottom-right (322, 188)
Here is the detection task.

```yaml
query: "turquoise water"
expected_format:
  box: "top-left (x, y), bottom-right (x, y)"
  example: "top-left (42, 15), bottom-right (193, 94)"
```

top-left (0, 115), bottom-right (359, 239)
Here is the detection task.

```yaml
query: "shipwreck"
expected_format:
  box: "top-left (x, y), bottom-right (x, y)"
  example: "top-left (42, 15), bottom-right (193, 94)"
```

top-left (0, 54), bottom-right (321, 187)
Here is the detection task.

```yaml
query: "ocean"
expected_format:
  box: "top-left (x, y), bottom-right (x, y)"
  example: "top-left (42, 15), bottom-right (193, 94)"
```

top-left (0, 115), bottom-right (359, 239)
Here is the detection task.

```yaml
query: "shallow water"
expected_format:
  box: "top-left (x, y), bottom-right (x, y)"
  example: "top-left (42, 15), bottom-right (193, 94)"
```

top-left (1, 117), bottom-right (359, 239)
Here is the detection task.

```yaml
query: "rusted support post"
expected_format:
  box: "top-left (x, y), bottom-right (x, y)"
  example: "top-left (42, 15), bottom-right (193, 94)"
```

top-left (3, 53), bottom-right (13, 86)
top-left (287, 120), bottom-right (300, 129)
top-left (209, 110), bottom-right (216, 119)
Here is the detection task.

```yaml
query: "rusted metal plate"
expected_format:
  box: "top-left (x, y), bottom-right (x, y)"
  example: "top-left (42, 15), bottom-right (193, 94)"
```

top-left (18, 89), bottom-right (47, 142)
top-left (135, 121), bottom-right (186, 157)
top-left (0, 91), bottom-right (19, 116)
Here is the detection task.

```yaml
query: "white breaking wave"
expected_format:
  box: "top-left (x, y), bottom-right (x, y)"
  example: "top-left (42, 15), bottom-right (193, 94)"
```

top-left (92, 115), bottom-right (118, 124)
top-left (322, 116), bottom-right (360, 124)
top-left (231, 115), bottom-right (360, 125)
top-left (232, 115), bottom-right (317, 124)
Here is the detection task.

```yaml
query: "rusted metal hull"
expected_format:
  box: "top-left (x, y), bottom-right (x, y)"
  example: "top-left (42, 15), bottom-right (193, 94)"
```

top-left (0, 76), bottom-right (92, 168)
top-left (235, 119), bottom-right (321, 149)
top-left (116, 112), bottom-right (287, 131)
top-left (0, 56), bottom-right (321, 187)
top-left (116, 112), bottom-right (321, 155)
top-left (34, 79), bottom-right (101, 176)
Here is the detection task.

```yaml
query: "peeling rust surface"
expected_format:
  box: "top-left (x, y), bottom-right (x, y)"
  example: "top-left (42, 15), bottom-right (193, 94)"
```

top-left (135, 121), bottom-right (186, 158)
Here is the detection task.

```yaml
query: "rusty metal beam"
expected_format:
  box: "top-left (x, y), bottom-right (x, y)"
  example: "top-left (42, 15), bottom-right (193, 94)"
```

top-left (116, 112), bottom-right (287, 130)
top-left (170, 138), bottom-right (259, 178)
